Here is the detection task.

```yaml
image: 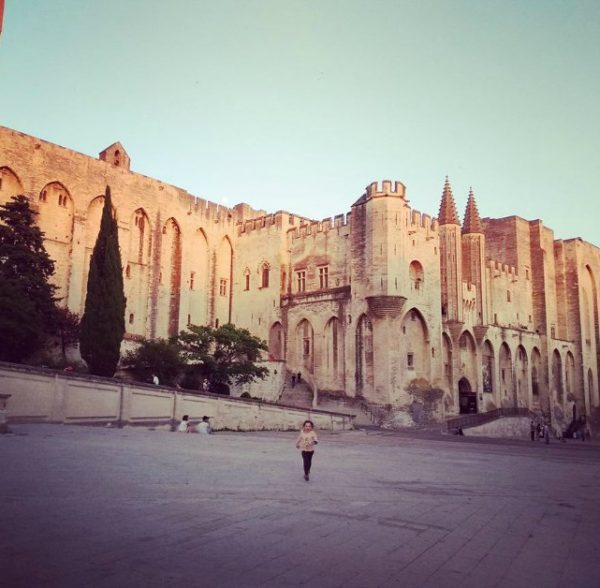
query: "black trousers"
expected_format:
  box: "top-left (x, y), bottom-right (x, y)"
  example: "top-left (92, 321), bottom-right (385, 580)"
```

top-left (301, 451), bottom-right (314, 475)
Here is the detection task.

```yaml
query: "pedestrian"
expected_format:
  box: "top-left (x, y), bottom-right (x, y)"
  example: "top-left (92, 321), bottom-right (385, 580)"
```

top-left (197, 416), bottom-right (212, 435)
top-left (297, 372), bottom-right (302, 384)
top-left (152, 374), bottom-right (159, 385)
top-left (178, 414), bottom-right (191, 433)
top-left (295, 419), bottom-right (318, 481)
top-left (291, 374), bottom-right (296, 388)
top-left (530, 419), bottom-right (536, 441)
top-left (544, 422), bottom-right (550, 445)
top-left (536, 422), bottom-right (542, 440)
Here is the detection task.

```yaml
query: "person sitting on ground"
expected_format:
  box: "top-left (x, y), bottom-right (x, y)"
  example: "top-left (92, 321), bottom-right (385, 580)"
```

top-left (197, 416), bottom-right (212, 435)
top-left (178, 414), bottom-right (191, 433)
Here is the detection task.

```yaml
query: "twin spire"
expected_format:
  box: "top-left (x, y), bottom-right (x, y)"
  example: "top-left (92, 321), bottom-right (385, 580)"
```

top-left (437, 177), bottom-right (483, 234)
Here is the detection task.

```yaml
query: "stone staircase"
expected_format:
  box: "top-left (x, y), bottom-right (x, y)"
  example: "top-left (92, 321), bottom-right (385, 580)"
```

top-left (276, 371), bottom-right (378, 426)
top-left (278, 373), bottom-right (314, 408)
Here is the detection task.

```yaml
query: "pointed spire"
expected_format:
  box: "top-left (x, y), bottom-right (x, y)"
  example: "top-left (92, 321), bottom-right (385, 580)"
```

top-left (462, 187), bottom-right (484, 234)
top-left (438, 176), bottom-right (461, 226)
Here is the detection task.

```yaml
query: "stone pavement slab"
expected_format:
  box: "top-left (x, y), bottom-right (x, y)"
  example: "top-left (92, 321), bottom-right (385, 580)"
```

top-left (1, 424), bottom-right (600, 587)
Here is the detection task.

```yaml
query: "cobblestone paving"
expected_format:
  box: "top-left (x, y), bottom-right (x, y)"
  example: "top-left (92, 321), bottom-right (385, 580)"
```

top-left (1, 424), bottom-right (599, 587)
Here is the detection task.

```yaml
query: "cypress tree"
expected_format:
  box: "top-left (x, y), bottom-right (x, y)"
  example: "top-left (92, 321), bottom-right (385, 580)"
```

top-left (0, 195), bottom-right (56, 362)
top-left (80, 186), bottom-right (126, 376)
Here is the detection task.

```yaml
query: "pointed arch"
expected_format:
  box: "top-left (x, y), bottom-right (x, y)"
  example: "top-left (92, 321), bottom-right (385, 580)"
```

top-left (482, 340), bottom-right (494, 394)
top-left (531, 347), bottom-right (543, 403)
top-left (515, 345), bottom-right (528, 407)
top-left (442, 332), bottom-right (453, 390)
top-left (565, 350), bottom-right (583, 414)
top-left (187, 227), bottom-right (210, 327)
top-left (499, 343), bottom-right (514, 407)
top-left (268, 321), bottom-right (285, 361)
top-left (296, 318), bottom-right (314, 374)
top-left (129, 208), bottom-right (152, 265)
top-left (583, 265), bottom-right (600, 409)
top-left (399, 308), bottom-right (430, 384)
top-left (157, 218), bottom-right (182, 338)
top-left (409, 260), bottom-right (424, 291)
top-left (552, 349), bottom-right (563, 404)
top-left (458, 330), bottom-right (477, 393)
top-left (80, 195), bottom-right (108, 313)
top-left (259, 260), bottom-right (271, 289)
top-left (356, 314), bottom-right (373, 394)
top-left (0, 166), bottom-right (24, 206)
top-left (36, 181), bottom-right (75, 301)
top-left (215, 236), bottom-right (233, 326)
top-left (324, 316), bottom-right (341, 384)
top-left (124, 208), bottom-right (152, 336)
top-left (459, 377), bottom-right (477, 413)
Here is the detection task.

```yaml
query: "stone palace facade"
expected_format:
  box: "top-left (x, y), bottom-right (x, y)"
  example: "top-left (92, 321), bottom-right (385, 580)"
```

top-left (1, 125), bottom-right (599, 424)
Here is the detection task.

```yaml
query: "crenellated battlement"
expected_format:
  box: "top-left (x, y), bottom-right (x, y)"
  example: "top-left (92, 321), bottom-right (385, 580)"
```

top-left (364, 179), bottom-right (407, 200)
top-left (236, 210), bottom-right (317, 236)
top-left (178, 192), bottom-right (236, 225)
top-left (410, 209), bottom-right (438, 233)
top-left (487, 259), bottom-right (518, 279)
top-left (287, 212), bottom-right (351, 240)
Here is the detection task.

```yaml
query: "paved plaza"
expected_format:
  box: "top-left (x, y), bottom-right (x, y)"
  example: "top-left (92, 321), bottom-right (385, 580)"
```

top-left (1, 424), bottom-right (600, 588)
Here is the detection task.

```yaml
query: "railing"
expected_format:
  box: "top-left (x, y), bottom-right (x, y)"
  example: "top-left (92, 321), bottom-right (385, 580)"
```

top-left (446, 407), bottom-right (534, 431)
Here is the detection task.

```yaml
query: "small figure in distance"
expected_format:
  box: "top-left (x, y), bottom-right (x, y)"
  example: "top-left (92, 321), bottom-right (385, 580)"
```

top-left (544, 422), bottom-right (550, 444)
top-left (197, 416), bottom-right (212, 435)
top-left (295, 419), bottom-right (318, 481)
top-left (178, 414), bottom-right (191, 433)
top-left (297, 372), bottom-right (302, 384)
top-left (291, 374), bottom-right (296, 388)
top-left (152, 374), bottom-right (159, 386)
top-left (530, 419), bottom-right (536, 441)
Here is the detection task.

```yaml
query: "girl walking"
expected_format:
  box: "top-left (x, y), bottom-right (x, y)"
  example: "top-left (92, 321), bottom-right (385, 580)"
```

top-left (296, 420), bottom-right (318, 481)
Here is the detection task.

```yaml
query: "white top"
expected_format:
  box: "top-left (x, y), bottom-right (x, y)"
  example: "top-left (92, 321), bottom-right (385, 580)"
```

top-left (197, 421), bottom-right (211, 435)
top-left (177, 420), bottom-right (189, 433)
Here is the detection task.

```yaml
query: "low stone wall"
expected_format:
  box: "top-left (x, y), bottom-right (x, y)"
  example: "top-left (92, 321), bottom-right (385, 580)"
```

top-left (230, 360), bottom-right (286, 402)
top-left (0, 362), bottom-right (354, 432)
top-left (464, 416), bottom-right (530, 439)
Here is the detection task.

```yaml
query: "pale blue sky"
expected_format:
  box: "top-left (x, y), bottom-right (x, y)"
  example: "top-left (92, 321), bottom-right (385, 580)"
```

top-left (1, 0), bottom-right (599, 244)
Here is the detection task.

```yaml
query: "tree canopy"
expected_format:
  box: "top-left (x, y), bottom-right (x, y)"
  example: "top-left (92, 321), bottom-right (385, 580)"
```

top-left (178, 323), bottom-right (269, 392)
top-left (0, 195), bottom-right (56, 362)
top-left (79, 186), bottom-right (126, 376)
top-left (124, 323), bottom-right (269, 393)
top-left (122, 338), bottom-right (183, 386)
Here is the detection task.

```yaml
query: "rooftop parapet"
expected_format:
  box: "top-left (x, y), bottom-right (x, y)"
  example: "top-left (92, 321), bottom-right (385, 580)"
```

top-left (410, 210), bottom-right (437, 233)
top-left (352, 180), bottom-right (408, 207)
top-left (366, 180), bottom-right (406, 199)
top-left (487, 259), bottom-right (518, 279)
top-left (237, 211), bottom-right (308, 236)
top-left (287, 212), bottom-right (351, 240)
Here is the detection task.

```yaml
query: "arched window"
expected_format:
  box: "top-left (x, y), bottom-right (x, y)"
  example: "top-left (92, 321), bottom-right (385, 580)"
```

top-left (261, 263), bottom-right (270, 288)
top-left (409, 260), bottom-right (424, 290)
top-left (482, 341), bottom-right (494, 393)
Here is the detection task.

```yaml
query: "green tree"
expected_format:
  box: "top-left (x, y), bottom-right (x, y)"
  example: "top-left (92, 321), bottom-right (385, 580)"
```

top-left (51, 307), bottom-right (80, 362)
top-left (79, 186), bottom-right (126, 376)
top-left (122, 338), bottom-right (183, 386)
top-left (0, 195), bottom-right (56, 362)
top-left (178, 323), bottom-right (268, 393)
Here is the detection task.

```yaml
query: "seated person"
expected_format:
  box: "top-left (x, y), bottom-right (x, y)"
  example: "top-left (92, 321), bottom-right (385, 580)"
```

top-left (197, 416), bottom-right (212, 435)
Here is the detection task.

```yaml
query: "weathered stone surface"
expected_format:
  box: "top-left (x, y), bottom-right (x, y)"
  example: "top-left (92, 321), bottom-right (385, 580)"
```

top-left (1, 127), bottom-right (598, 426)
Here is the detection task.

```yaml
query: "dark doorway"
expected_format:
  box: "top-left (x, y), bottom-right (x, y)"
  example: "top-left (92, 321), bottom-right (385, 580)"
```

top-left (458, 377), bottom-right (477, 414)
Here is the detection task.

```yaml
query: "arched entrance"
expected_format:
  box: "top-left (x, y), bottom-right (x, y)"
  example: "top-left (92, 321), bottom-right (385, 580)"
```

top-left (268, 322), bottom-right (285, 360)
top-left (458, 377), bottom-right (477, 414)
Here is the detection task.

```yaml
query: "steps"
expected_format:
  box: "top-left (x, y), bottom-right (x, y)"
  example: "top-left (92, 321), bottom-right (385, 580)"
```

top-left (278, 375), bottom-right (314, 408)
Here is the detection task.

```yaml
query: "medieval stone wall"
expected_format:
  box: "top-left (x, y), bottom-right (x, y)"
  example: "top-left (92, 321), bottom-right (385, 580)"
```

top-left (2, 125), bottom-right (600, 425)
